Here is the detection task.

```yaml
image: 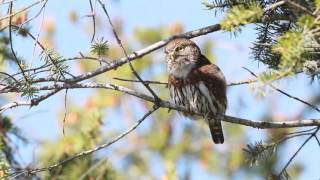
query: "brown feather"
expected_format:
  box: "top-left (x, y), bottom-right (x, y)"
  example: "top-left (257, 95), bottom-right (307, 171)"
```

top-left (166, 38), bottom-right (227, 144)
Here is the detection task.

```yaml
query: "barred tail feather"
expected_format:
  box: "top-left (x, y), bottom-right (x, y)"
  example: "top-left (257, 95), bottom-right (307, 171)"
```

top-left (207, 118), bottom-right (224, 144)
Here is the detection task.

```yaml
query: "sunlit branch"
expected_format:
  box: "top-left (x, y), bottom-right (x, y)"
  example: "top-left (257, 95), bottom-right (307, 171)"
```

top-left (6, 106), bottom-right (158, 178)
top-left (1, 82), bottom-right (319, 128)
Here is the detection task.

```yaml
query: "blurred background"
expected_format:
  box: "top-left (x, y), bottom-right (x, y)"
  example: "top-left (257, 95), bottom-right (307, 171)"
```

top-left (0, 0), bottom-right (319, 179)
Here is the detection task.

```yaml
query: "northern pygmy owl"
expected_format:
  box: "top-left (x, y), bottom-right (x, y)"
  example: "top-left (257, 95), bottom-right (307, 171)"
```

top-left (165, 38), bottom-right (227, 144)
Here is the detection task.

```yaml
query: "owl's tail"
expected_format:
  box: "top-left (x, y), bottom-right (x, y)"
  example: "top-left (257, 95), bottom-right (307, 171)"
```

top-left (207, 117), bottom-right (224, 144)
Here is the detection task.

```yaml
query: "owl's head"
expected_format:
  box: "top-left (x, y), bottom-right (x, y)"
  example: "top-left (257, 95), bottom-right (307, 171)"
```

top-left (164, 38), bottom-right (201, 78)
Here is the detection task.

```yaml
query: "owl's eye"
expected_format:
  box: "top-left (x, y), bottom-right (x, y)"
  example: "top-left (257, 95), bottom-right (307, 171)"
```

top-left (175, 46), bottom-right (184, 52)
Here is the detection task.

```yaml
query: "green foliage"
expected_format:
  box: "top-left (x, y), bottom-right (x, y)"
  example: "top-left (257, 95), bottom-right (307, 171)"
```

top-left (272, 32), bottom-right (305, 68)
top-left (0, 157), bottom-right (10, 179)
top-left (201, 40), bottom-right (216, 62)
top-left (243, 141), bottom-right (276, 167)
top-left (134, 23), bottom-right (183, 45)
top-left (0, 116), bottom-right (28, 179)
top-left (0, 35), bottom-right (15, 68)
top-left (41, 49), bottom-right (69, 79)
top-left (39, 105), bottom-right (119, 179)
top-left (221, 4), bottom-right (263, 32)
top-left (2, 1), bottom-right (317, 179)
top-left (203, 0), bottom-right (256, 13)
top-left (91, 38), bottom-right (109, 57)
top-left (19, 77), bottom-right (39, 99)
top-left (315, 0), bottom-right (320, 9)
top-left (134, 28), bottom-right (164, 45)
top-left (257, 14), bottom-right (320, 82)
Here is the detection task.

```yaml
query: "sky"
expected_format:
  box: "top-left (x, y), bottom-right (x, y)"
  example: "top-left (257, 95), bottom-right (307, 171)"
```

top-left (2, 0), bottom-right (320, 179)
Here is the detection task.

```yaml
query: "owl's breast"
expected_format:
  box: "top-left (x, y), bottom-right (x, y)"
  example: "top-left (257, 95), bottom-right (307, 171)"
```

top-left (168, 81), bottom-right (213, 118)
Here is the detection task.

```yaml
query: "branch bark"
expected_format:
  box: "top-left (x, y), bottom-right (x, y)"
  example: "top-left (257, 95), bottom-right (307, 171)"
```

top-left (1, 82), bottom-right (319, 128)
top-left (62, 23), bottom-right (221, 83)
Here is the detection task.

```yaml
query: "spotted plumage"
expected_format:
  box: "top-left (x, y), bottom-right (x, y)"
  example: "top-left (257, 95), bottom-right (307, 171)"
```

top-left (165, 38), bottom-right (227, 144)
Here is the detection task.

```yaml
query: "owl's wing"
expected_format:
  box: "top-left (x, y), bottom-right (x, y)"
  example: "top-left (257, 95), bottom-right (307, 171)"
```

top-left (196, 57), bottom-right (227, 144)
top-left (197, 61), bottom-right (227, 110)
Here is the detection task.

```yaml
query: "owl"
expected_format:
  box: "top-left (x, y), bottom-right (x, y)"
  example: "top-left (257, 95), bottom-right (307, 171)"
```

top-left (165, 38), bottom-right (227, 144)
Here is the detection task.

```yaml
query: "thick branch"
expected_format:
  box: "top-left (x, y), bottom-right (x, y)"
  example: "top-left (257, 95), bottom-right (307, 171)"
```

top-left (62, 24), bottom-right (221, 83)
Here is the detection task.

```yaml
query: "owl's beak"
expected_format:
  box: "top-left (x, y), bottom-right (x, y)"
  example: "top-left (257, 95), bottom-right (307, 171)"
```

top-left (168, 52), bottom-right (176, 60)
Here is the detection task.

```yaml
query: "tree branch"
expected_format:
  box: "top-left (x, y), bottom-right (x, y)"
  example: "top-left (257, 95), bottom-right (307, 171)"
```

top-left (243, 67), bottom-right (320, 114)
top-left (1, 82), bottom-right (319, 128)
top-left (97, 0), bottom-right (161, 103)
top-left (61, 23), bottom-right (221, 83)
top-left (6, 106), bottom-right (158, 178)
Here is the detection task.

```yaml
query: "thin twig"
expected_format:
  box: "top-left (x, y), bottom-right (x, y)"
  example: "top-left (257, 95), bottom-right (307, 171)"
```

top-left (228, 79), bottom-right (257, 86)
top-left (8, 2), bottom-right (29, 82)
top-left (17, 0), bottom-right (48, 28)
top-left (10, 25), bottom-right (66, 79)
top-left (62, 89), bottom-right (68, 135)
top-left (278, 127), bottom-right (320, 177)
top-left (29, 0), bottom-right (47, 69)
top-left (79, 158), bottom-right (107, 180)
top-left (284, 0), bottom-right (314, 16)
top-left (0, 71), bottom-right (19, 84)
top-left (113, 77), bottom-right (167, 85)
top-left (243, 67), bottom-right (320, 114)
top-left (286, 127), bottom-right (318, 136)
top-left (113, 77), bottom-right (257, 86)
top-left (97, 0), bottom-right (161, 105)
top-left (314, 135), bottom-right (320, 147)
top-left (89, 0), bottom-right (96, 43)
top-left (0, 0), bottom-right (45, 22)
top-left (0, 0), bottom-right (16, 5)
top-left (7, 106), bottom-right (158, 178)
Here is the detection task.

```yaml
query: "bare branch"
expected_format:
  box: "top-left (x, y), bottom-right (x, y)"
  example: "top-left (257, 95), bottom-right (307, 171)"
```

top-left (113, 77), bottom-right (257, 86)
top-left (61, 23), bottom-right (221, 83)
top-left (17, 0), bottom-right (48, 27)
top-left (113, 77), bottom-right (168, 85)
top-left (88, 0), bottom-right (96, 43)
top-left (0, 101), bottom-right (30, 113)
top-left (97, 0), bottom-right (161, 104)
top-left (284, 0), bottom-right (314, 16)
top-left (1, 82), bottom-right (319, 128)
top-left (278, 127), bottom-right (320, 177)
top-left (243, 67), bottom-right (320, 114)
top-left (62, 89), bottom-right (68, 135)
top-left (228, 79), bottom-right (257, 86)
top-left (0, 0), bottom-right (46, 22)
top-left (2, 23), bottom-right (221, 85)
top-left (7, 106), bottom-right (158, 178)
top-left (315, 135), bottom-right (320, 147)
top-left (8, 2), bottom-right (29, 82)
top-left (0, 88), bottom-right (65, 113)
